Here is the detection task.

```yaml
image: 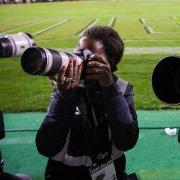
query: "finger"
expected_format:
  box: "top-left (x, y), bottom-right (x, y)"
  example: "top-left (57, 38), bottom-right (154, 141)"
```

top-left (73, 61), bottom-right (78, 81)
top-left (87, 61), bottom-right (109, 70)
top-left (51, 80), bottom-right (58, 87)
top-left (71, 63), bottom-right (82, 88)
top-left (49, 75), bottom-right (56, 86)
top-left (65, 60), bottom-right (74, 89)
top-left (88, 61), bottom-right (102, 69)
top-left (90, 54), bottom-right (108, 65)
top-left (66, 59), bottom-right (74, 79)
top-left (86, 68), bottom-right (106, 75)
top-left (72, 61), bottom-right (78, 86)
top-left (57, 66), bottom-right (66, 81)
top-left (59, 59), bottom-right (73, 90)
top-left (77, 63), bottom-right (83, 84)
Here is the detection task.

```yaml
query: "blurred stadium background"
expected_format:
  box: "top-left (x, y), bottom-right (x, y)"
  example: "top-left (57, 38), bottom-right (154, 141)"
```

top-left (0, 0), bottom-right (180, 179)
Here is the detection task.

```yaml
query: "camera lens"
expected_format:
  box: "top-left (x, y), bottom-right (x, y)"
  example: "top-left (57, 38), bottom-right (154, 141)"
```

top-left (21, 47), bottom-right (63, 76)
top-left (152, 56), bottom-right (180, 104)
top-left (21, 47), bottom-right (47, 75)
top-left (0, 37), bottom-right (13, 57)
top-left (0, 32), bottom-right (36, 58)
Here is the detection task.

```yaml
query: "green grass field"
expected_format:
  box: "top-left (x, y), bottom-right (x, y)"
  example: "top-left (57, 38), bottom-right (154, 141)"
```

top-left (0, 0), bottom-right (180, 111)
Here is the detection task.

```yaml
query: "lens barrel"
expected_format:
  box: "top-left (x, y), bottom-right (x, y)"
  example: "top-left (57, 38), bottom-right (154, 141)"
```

top-left (0, 38), bottom-right (13, 57)
top-left (21, 47), bottom-right (87, 77)
top-left (21, 47), bottom-right (63, 76)
top-left (0, 32), bottom-right (35, 58)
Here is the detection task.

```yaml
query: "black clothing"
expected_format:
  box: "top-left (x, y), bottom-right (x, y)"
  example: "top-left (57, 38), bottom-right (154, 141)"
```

top-left (36, 77), bottom-right (139, 179)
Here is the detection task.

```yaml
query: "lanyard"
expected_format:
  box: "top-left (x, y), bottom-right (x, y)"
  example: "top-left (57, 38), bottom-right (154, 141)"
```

top-left (79, 85), bottom-right (112, 165)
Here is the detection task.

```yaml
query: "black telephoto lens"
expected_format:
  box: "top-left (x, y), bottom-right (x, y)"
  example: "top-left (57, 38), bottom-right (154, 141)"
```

top-left (21, 47), bottom-right (63, 76)
top-left (152, 56), bottom-right (180, 105)
top-left (0, 38), bottom-right (13, 57)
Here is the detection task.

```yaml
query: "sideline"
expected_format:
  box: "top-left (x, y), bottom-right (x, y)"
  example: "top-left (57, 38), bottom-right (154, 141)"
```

top-left (3, 110), bottom-right (180, 131)
top-left (32, 19), bottom-right (69, 36)
top-left (2, 19), bottom-right (45, 34)
top-left (54, 47), bottom-right (180, 55)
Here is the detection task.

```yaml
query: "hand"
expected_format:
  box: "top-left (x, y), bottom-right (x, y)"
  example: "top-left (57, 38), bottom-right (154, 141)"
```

top-left (49, 59), bottom-right (82, 90)
top-left (86, 54), bottom-right (113, 87)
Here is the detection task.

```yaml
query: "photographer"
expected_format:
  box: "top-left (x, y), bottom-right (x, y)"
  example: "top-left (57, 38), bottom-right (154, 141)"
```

top-left (36, 26), bottom-right (139, 180)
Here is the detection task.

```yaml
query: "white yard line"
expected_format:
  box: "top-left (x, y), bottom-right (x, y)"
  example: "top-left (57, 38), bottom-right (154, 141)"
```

top-left (3, 19), bottom-right (46, 34)
top-left (125, 39), bottom-right (180, 42)
top-left (108, 16), bottom-right (116, 27)
top-left (155, 32), bottom-right (180, 34)
top-left (37, 36), bottom-right (180, 42)
top-left (36, 35), bottom-right (77, 42)
top-left (51, 47), bottom-right (180, 55)
top-left (78, 18), bottom-right (100, 36)
top-left (143, 18), bottom-right (180, 34)
top-left (144, 26), bottom-right (180, 34)
top-left (139, 17), bottom-right (146, 24)
top-left (32, 19), bottom-right (69, 36)
top-left (74, 19), bottom-right (97, 36)
top-left (125, 47), bottom-right (180, 54)
top-left (144, 26), bottom-right (155, 34)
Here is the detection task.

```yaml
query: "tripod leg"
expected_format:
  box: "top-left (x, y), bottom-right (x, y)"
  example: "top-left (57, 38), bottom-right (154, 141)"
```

top-left (0, 172), bottom-right (32, 180)
top-left (0, 111), bottom-right (5, 140)
top-left (0, 150), bottom-right (4, 173)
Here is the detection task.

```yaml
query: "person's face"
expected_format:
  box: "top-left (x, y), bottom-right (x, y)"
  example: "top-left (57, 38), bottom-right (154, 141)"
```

top-left (77, 37), bottom-right (112, 89)
top-left (78, 36), bottom-right (107, 60)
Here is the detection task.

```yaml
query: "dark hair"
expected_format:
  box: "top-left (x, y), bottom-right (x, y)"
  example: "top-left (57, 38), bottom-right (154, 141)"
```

top-left (83, 26), bottom-right (124, 72)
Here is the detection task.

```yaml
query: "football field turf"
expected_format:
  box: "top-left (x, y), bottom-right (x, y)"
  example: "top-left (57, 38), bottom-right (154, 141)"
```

top-left (1, 0), bottom-right (180, 111)
top-left (1, 0), bottom-right (180, 48)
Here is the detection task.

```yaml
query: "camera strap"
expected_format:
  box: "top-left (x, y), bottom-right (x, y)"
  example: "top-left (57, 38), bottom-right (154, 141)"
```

top-left (78, 86), bottom-right (112, 165)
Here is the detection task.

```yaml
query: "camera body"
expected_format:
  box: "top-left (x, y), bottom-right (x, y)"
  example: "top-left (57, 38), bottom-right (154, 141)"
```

top-left (0, 32), bottom-right (35, 57)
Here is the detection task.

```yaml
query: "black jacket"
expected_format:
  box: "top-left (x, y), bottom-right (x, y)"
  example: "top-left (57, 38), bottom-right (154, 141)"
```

top-left (36, 77), bottom-right (139, 179)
